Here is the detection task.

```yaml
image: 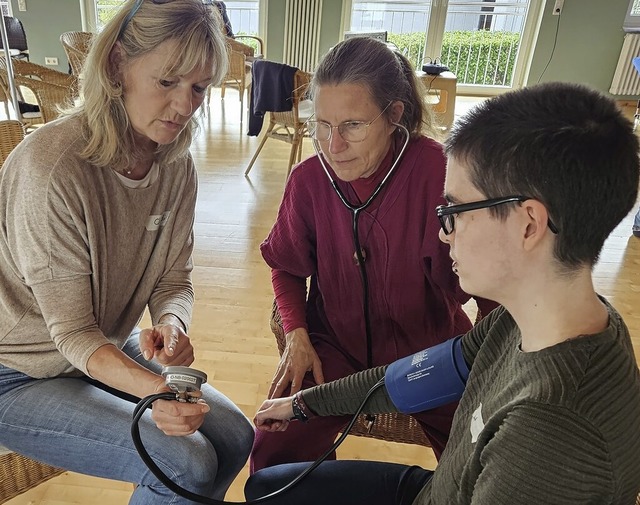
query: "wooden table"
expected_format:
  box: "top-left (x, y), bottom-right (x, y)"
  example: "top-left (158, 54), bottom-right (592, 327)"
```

top-left (416, 70), bottom-right (457, 131)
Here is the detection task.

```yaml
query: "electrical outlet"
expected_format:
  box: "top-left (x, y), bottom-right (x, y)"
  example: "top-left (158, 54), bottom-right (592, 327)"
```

top-left (17, 0), bottom-right (26, 11)
top-left (553, 0), bottom-right (564, 15)
top-left (44, 57), bottom-right (59, 66)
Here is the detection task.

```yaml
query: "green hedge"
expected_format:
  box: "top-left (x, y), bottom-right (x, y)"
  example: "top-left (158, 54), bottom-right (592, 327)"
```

top-left (388, 30), bottom-right (520, 86)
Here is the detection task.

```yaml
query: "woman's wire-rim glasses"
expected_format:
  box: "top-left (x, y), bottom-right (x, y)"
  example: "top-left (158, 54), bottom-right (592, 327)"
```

top-left (118, 0), bottom-right (174, 39)
top-left (436, 196), bottom-right (560, 235)
top-left (307, 102), bottom-right (392, 143)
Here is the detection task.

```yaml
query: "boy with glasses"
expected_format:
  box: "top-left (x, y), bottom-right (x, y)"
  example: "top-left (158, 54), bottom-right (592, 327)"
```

top-left (246, 82), bottom-right (640, 505)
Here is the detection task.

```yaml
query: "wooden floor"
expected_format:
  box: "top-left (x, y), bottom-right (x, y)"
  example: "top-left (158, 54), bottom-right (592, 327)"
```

top-left (5, 91), bottom-right (640, 504)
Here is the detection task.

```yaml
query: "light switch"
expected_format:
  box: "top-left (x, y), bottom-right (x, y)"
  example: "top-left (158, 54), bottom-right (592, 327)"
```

top-left (17, 0), bottom-right (26, 11)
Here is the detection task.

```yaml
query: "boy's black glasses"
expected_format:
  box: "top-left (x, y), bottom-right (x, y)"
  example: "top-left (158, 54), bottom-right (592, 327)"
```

top-left (436, 196), bottom-right (560, 235)
top-left (118, 0), bottom-right (174, 39)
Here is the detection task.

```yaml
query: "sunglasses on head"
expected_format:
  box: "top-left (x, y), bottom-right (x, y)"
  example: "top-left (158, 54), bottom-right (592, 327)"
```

top-left (118, 0), bottom-right (174, 39)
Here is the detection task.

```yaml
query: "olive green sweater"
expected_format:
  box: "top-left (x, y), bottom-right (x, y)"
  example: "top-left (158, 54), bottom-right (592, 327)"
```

top-left (0, 115), bottom-right (196, 378)
top-left (303, 302), bottom-right (640, 504)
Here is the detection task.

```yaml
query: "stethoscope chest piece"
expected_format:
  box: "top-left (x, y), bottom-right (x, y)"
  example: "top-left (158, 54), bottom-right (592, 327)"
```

top-left (353, 248), bottom-right (367, 266)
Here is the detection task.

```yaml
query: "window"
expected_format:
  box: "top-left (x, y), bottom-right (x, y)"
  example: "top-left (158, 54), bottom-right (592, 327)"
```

top-left (624, 0), bottom-right (640, 32)
top-left (347, 0), bottom-right (544, 93)
top-left (85, 0), bottom-right (262, 34)
top-left (0, 1), bottom-right (12, 16)
top-left (225, 1), bottom-right (260, 35)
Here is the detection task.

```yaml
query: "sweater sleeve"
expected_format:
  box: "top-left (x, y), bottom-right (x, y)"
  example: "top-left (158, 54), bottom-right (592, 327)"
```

top-left (302, 366), bottom-right (398, 416)
top-left (469, 402), bottom-right (613, 504)
top-left (272, 268), bottom-right (308, 333)
top-left (260, 166), bottom-right (317, 278)
top-left (11, 161), bottom-right (110, 375)
top-left (148, 159), bottom-right (197, 331)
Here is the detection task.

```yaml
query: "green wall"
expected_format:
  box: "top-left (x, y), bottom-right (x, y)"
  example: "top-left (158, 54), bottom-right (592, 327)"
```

top-left (9, 0), bottom-right (82, 72)
top-left (6, 0), bottom-right (633, 96)
top-left (527, 0), bottom-right (629, 96)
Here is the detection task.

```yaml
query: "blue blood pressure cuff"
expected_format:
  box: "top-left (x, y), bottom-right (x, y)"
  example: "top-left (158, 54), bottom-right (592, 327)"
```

top-left (385, 336), bottom-right (469, 414)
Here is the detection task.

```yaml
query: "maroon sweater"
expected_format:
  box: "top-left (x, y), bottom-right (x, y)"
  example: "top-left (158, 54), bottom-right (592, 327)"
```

top-left (261, 135), bottom-right (490, 368)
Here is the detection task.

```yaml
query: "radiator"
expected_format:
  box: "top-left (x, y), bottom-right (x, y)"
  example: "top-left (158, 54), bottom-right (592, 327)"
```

top-left (283, 0), bottom-right (322, 72)
top-left (610, 33), bottom-right (640, 95)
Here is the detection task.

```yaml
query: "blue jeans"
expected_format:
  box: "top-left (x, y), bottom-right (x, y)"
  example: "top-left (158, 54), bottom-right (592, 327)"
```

top-left (245, 460), bottom-right (433, 505)
top-left (0, 333), bottom-right (255, 505)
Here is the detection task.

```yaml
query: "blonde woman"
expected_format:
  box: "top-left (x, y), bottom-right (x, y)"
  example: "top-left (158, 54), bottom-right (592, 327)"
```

top-left (0, 1), bottom-right (253, 502)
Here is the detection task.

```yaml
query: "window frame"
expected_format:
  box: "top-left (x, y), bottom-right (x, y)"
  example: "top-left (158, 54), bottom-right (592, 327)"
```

top-left (341, 0), bottom-right (545, 95)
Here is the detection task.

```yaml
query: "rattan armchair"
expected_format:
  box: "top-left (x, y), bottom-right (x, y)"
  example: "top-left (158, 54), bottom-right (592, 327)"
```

top-left (219, 42), bottom-right (252, 117)
top-left (10, 58), bottom-right (77, 90)
top-left (0, 451), bottom-right (63, 504)
top-left (60, 31), bottom-right (93, 76)
top-left (13, 74), bottom-right (73, 124)
top-left (269, 300), bottom-right (431, 447)
top-left (0, 59), bottom-right (76, 128)
top-left (0, 82), bottom-right (9, 117)
top-left (0, 61), bottom-right (39, 128)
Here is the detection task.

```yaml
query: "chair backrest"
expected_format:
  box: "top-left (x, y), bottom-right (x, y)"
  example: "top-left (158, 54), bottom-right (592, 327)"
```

top-left (1, 16), bottom-right (28, 51)
top-left (60, 31), bottom-right (93, 75)
top-left (13, 75), bottom-right (71, 124)
top-left (9, 59), bottom-right (78, 93)
top-left (224, 43), bottom-right (249, 83)
top-left (271, 70), bottom-right (312, 129)
top-left (0, 58), bottom-right (75, 124)
top-left (0, 120), bottom-right (25, 167)
top-left (227, 37), bottom-right (254, 59)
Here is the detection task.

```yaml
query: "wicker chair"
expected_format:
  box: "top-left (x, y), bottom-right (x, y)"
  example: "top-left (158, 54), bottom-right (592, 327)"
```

top-left (0, 119), bottom-right (24, 166)
top-left (0, 120), bottom-right (65, 503)
top-left (0, 59), bottom-right (76, 129)
top-left (217, 41), bottom-right (253, 118)
top-left (245, 69), bottom-right (313, 178)
top-left (0, 82), bottom-right (9, 117)
top-left (60, 31), bottom-right (93, 76)
top-left (0, 59), bottom-right (76, 128)
top-left (10, 58), bottom-right (77, 90)
top-left (13, 74), bottom-right (73, 124)
top-left (269, 300), bottom-right (431, 447)
top-left (0, 451), bottom-right (64, 504)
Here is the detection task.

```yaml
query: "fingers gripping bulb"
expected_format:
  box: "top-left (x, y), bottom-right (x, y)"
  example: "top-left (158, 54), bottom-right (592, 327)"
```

top-left (161, 366), bottom-right (207, 402)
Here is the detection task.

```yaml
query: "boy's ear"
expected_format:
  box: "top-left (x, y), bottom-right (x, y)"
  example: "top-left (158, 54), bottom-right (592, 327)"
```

top-left (522, 199), bottom-right (553, 250)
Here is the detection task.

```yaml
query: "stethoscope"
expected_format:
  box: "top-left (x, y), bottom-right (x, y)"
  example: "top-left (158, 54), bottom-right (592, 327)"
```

top-left (312, 123), bottom-right (410, 369)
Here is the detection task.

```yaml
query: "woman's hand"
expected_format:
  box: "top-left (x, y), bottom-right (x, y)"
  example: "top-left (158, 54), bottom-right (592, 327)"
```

top-left (254, 396), bottom-right (294, 432)
top-left (269, 327), bottom-right (324, 399)
top-left (139, 316), bottom-right (194, 366)
top-left (150, 384), bottom-right (210, 436)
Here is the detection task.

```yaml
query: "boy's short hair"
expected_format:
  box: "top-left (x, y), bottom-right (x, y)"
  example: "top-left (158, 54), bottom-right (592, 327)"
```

top-left (445, 82), bottom-right (640, 269)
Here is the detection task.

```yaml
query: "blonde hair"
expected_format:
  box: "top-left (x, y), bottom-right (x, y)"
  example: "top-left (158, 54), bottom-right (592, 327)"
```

top-left (67, 0), bottom-right (228, 169)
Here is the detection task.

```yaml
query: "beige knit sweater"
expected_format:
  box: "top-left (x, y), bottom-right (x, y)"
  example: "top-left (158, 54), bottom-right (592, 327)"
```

top-left (0, 115), bottom-right (196, 378)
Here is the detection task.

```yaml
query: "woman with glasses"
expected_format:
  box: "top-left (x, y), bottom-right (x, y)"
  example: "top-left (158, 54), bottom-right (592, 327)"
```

top-left (0, 1), bottom-right (253, 503)
top-left (251, 36), bottom-right (496, 472)
top-left (246, 82), bottom-right (640, 505)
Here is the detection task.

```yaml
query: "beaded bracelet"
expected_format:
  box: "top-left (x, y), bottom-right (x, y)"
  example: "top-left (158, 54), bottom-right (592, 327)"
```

top-left (291, 391), bottom-right (313, 422)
